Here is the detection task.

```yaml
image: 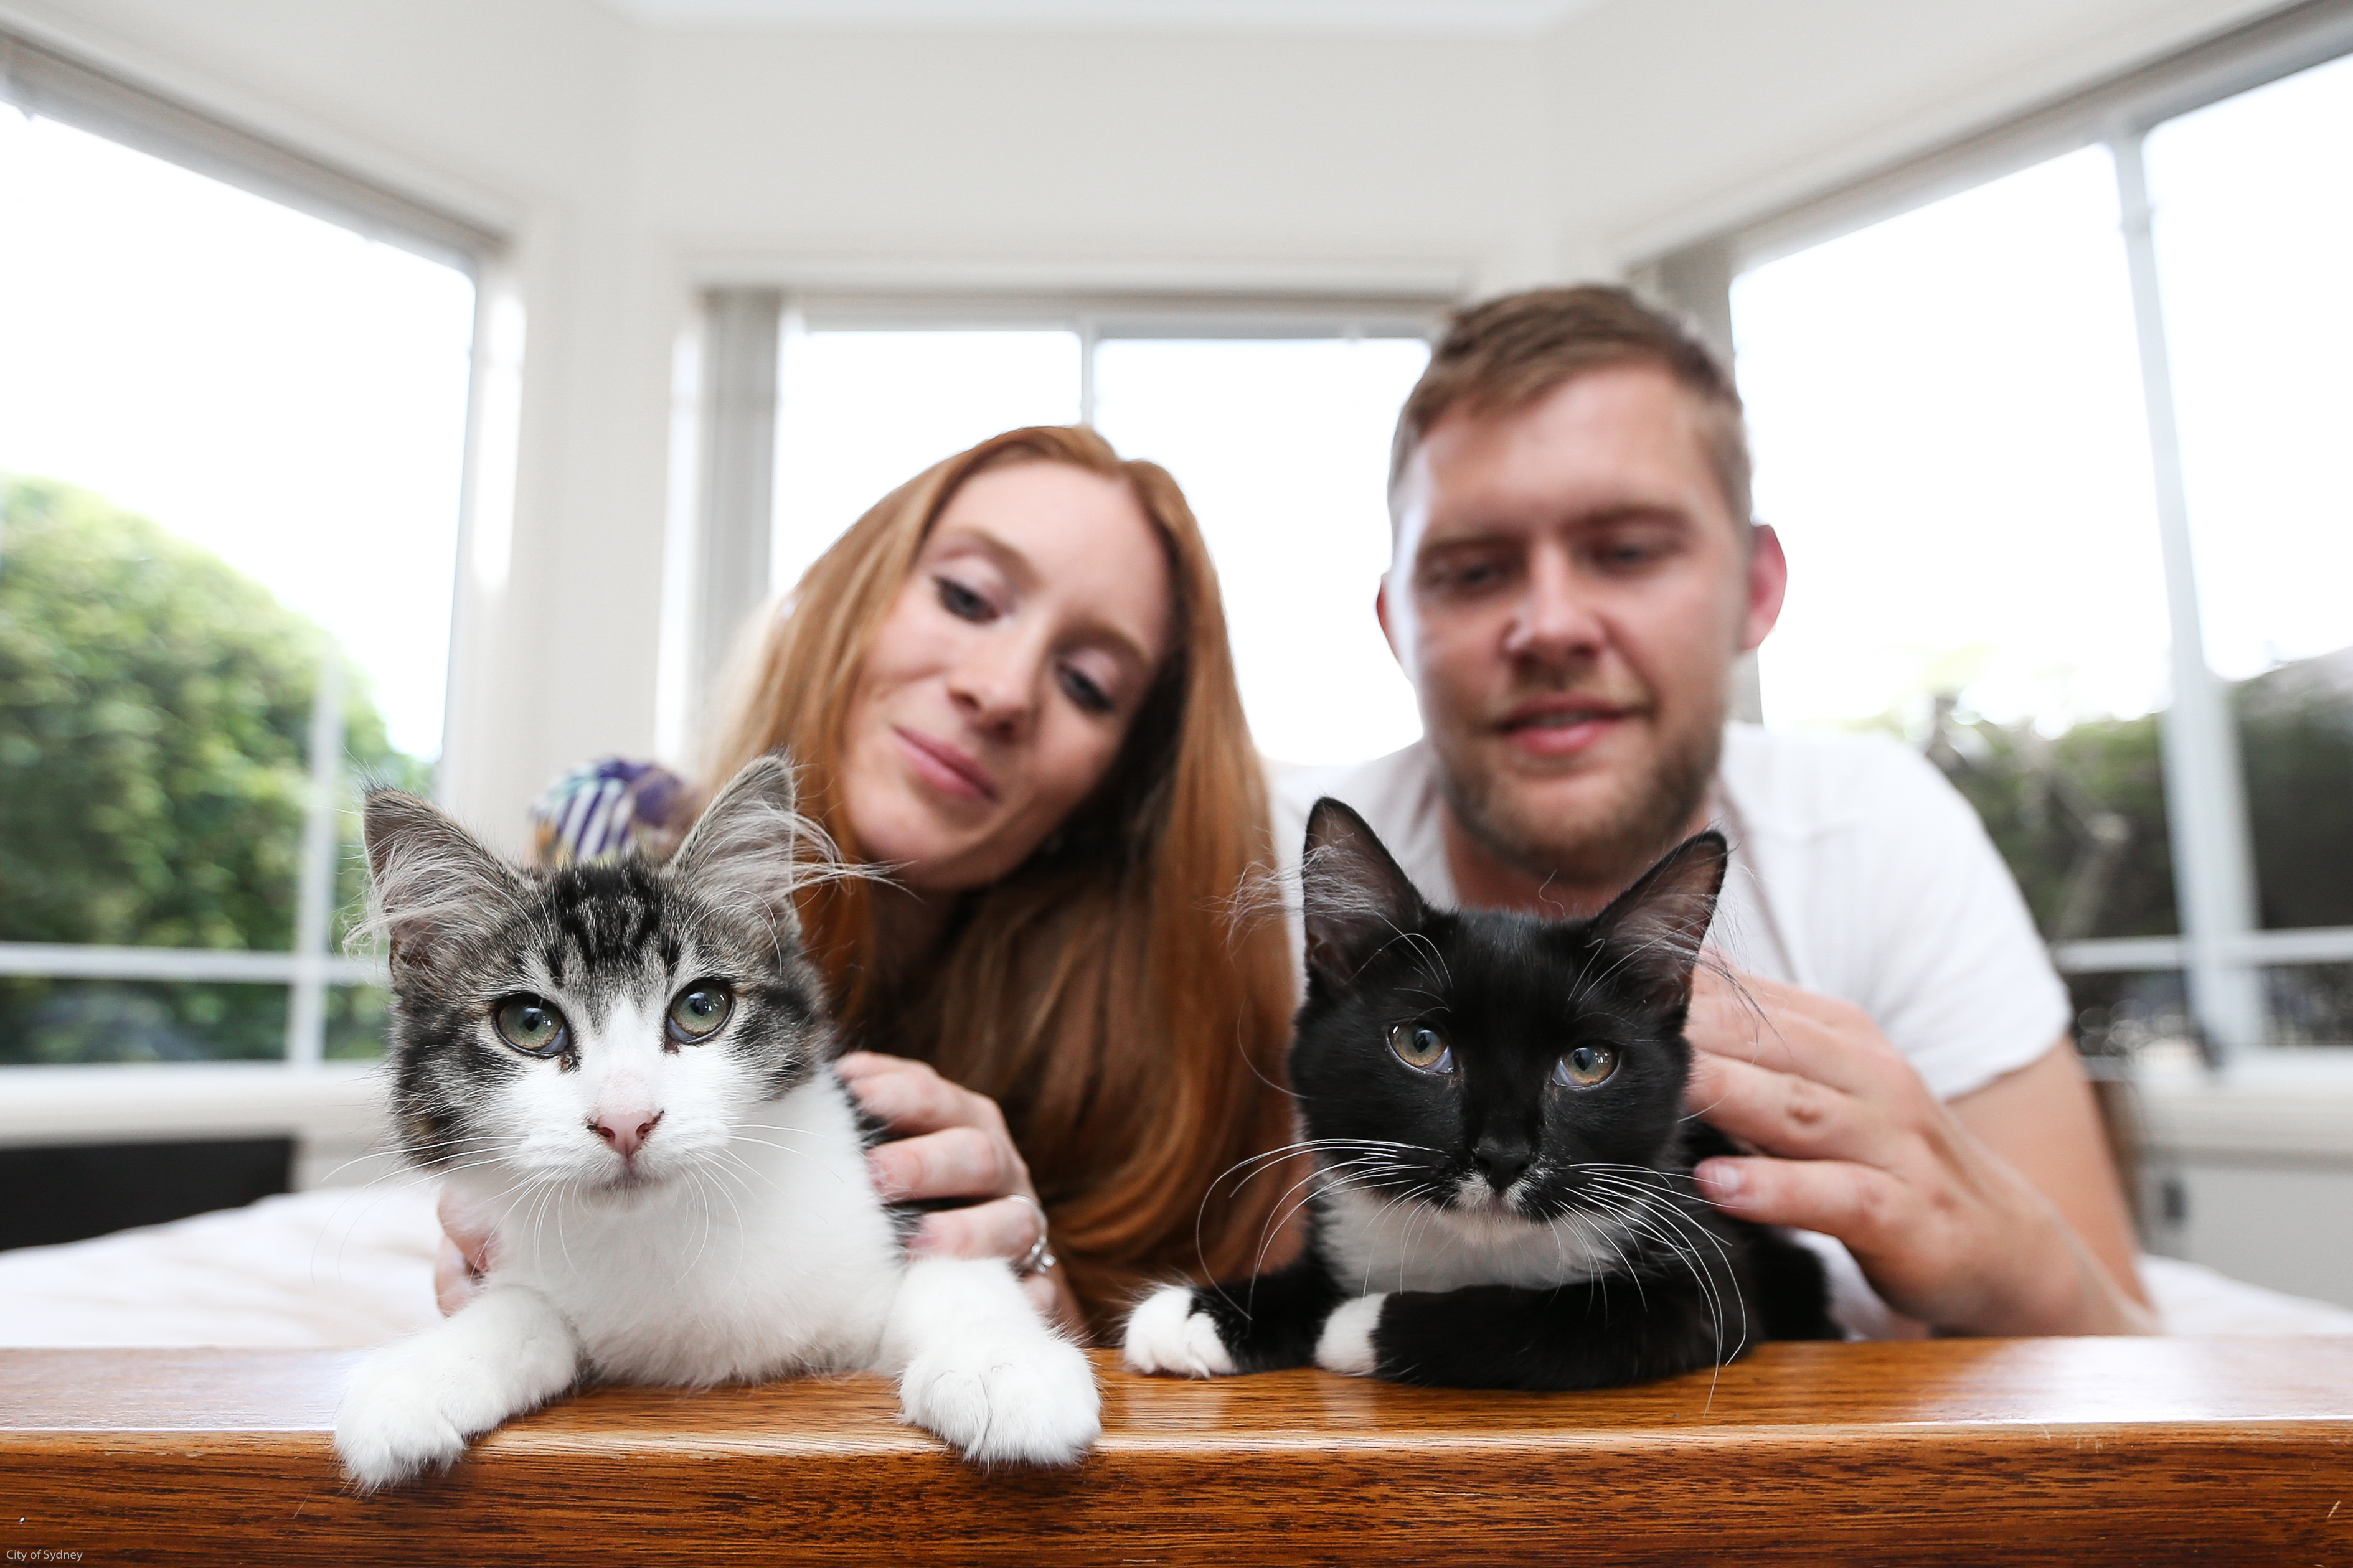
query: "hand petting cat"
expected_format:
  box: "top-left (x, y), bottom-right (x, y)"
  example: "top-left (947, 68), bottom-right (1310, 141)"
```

top-left (1681, 969), bottom-right (2157, 1338)
top-left (836, 1050), bottom-right (1081, 1333)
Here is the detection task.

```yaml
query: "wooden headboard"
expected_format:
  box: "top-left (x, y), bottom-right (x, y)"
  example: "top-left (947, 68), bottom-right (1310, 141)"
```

top-left (6, 1338), bottom-right (2350, 1562)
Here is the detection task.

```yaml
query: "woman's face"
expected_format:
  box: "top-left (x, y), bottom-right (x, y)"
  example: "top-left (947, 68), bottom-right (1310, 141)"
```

top-left (839, 461), bottom-right (1176, 893)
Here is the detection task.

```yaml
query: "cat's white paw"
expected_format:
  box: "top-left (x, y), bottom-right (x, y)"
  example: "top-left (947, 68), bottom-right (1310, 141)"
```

top-left (1314, 1293), bottom-right (1389, 1377)
top-left (332, 1290), bottom-right (581, 1490)
top-left (898, 1331), bottom-right (1101, 1467)
top-left (334, 1352), bottom-right (473, 1491)
top-left (1120, 1285), bottom-right (1237, 1378)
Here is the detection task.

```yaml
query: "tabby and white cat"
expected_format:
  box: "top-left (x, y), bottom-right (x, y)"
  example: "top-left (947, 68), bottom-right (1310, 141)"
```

top-left (334, 756), bottom-right (1099, 1488)
top-left (1123, 798), bottom-right (1836, 1390)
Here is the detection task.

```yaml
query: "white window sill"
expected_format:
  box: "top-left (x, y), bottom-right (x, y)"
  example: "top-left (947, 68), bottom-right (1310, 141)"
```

top-left (0, 1062), bottom-right (387, 1151)
top-left (2138, 1057), bottom-right (2353, 1165)
top-left (6, 1056), bottom-right (2349, 1172)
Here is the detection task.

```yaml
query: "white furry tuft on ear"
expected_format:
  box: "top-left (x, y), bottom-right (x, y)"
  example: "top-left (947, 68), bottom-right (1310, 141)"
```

top-left (667, 752), bottom-right (869, 936)
top-left (356, 791), bottom-right (531, 971)
top-left (1588, 831), bottom-right (1729, 1012)
top-left (1299, 798), bottom-right (1429, 987)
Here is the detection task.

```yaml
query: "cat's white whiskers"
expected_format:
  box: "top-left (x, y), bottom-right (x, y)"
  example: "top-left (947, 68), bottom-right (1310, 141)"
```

top-left (1587, 1173), bottom-right (1745, 1298)
top-left (1570, 1201), bottom-right (1651, 1303)
top-left (1246, 1163), bottom-right (1364, 1275)
top-left (1200, 1138), bottom-right (1441, 1286)
top-left (1567, 1191), bottom-right (1665, 1318)
top-left (314, 1143), bottom-right (451, 1188)
top-left (1212, 1137), bottom-right (1439, 1192)
top-left (1542, 1204), bottom-right (1644, 1313)
top-left (1210, 1163), bottom-right (1415, 1320)
top-left (677, 1167), bottom-right (717, 1280)
top-left (691, 1162), bottom-right (755, 1298)
top-left (1345, 1182), bottom-right (1448, 1297)
top-left (1581, 1178), bottom-right (1747, 1398)
top-left (1255, 1158), bottom-right (1420, 1260)
top-left (724, 1135), bottom-right (836, 1173)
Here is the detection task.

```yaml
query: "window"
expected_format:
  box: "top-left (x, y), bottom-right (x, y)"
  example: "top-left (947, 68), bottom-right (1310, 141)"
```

top-left (1734, 148), bottom-right (2169, 746)
top-left (1685, 16), bottom-right (2353, 1059)
top-left (1090, 336), bottom-right (1428, 764)
top-left (683, 296), bottom-right (1438, 775)
top-left (775, 330), bottom-right (1084, 594)
top-left (2141, 50), bottom-right (2353, 1048)
top-left (0, 39), bottom-right (488, 1067)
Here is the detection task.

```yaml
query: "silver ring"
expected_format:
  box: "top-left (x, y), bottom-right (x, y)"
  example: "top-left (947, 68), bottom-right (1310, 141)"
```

top-left (1004, 1193), bottom-right (1055, 1277)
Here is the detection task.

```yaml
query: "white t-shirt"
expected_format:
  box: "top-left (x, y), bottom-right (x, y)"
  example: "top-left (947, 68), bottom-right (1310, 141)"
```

top-left (1270, 723), bottom-right (2068, 1102)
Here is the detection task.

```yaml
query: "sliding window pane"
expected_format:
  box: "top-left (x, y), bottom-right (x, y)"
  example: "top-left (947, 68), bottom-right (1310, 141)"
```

top-left (1092, 337), bottom-right (1429, 768)
top-left (2146, 51), bottom-right (2353, 936)
top-left (0, 980), bottom-right (288, 1066)
top-left (2263, 963), bottom-right (2353, 1048)
top-left (772, 329), bottom-right (1080, 594)
top-left (1732, 146), bottom-right (2180, 943)
top-left (325, 984), bottom-right (392, 1062)
top-left (0, 107), bottom-right (469, 977)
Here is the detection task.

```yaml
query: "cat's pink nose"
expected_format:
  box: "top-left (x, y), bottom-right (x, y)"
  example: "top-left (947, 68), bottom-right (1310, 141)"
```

top-left (590, 1108), bottom-right (664, 1158)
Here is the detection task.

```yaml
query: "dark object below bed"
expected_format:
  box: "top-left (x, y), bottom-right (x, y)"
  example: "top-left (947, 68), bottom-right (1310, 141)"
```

top-left (0, 1137), bottom-right (293, 1251)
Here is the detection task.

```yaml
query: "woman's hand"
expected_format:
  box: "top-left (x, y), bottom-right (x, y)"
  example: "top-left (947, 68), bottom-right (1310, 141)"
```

top-left (835, 1050), bottom-right (1084, 1336)
top-left (433, 1186), bottom-right (496, 1317)
top-left (1681, 968), bottom-right (2155, 1337)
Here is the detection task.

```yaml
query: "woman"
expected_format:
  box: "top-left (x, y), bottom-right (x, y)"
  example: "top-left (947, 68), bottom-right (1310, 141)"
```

top-left (451, 426), bottom-right (1301, 1337)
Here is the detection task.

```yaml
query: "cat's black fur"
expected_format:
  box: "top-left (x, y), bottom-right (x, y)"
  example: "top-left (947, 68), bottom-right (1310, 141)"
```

top-left (1123, 798), bottom-right (1837, 1391)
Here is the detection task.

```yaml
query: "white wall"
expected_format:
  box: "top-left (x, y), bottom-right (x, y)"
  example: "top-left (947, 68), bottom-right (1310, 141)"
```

top-left (0, 0), bottom-right (2291, 837)
top-left (2142, 1071), bottom-right (2353, 1310)
top-left (1542, 0), bottom-right (2286, 265)
top-left (2171, 1163), bottom-right (2353, 1308)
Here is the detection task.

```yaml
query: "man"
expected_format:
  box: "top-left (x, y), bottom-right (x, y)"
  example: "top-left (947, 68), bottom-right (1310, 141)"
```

top-left (1279, 285), bottom-right (2153, 1336)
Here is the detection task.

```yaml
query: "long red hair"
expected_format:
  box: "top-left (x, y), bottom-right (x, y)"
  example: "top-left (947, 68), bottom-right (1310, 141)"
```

top-left (705, 426), bottom-right (1299, 1331)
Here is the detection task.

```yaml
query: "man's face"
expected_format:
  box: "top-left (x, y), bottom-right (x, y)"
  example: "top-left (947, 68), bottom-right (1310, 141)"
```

top-left (1382, 361), bottom-right (1784, 890)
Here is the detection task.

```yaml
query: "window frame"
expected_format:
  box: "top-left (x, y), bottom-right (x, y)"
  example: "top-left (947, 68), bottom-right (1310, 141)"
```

top-left (667, 286), bottom-right (1455, 759)
top-left (1633, 0), bottom-right (2353, 1059)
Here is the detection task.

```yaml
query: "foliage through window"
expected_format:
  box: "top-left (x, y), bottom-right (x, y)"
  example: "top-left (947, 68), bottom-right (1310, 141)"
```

top-left (0, 101), bottom-right (475, 1066)
top-left (1730, 46), bottom-right (2353, 1055)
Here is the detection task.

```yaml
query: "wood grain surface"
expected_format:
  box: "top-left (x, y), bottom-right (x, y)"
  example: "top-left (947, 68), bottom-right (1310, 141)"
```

top-left (6, 1339), bottom-right (2352, 1564)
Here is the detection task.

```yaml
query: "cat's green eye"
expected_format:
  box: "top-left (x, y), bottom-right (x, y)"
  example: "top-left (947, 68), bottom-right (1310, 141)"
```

top-left (493, 995), bottom-right (570, 1058)
top-left (1554, 1045), bottom-right (1618, 1088)
top-left (666, 982), bottom-right (733, 1045)
top-left (1389, 1022), bottom-right (1454, 1074)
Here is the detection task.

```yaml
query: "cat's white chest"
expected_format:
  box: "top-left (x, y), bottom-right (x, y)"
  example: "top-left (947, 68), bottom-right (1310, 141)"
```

top-left (472, 1073), bottom-right (902, 1385)
top-left (1317, 1183), bottom-right (1624, 1295)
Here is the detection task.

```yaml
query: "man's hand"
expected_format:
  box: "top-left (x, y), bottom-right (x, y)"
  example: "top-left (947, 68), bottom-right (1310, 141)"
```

top-left (1681, 968), bottom-right (2155, 1337)
top-left (836, 1051), bottom-right (1083, 1336)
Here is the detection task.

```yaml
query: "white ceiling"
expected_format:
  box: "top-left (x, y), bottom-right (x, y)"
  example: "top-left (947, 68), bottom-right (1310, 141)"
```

top-left (592, 0), bottom-right (1609, 37)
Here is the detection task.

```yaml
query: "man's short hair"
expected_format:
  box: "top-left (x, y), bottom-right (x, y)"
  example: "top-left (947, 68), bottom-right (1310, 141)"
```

top-left (1389, 284), bottom-right (1753, 530)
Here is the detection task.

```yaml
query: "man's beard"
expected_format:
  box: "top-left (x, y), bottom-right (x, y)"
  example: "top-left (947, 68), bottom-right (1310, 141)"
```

top-left (1436, 705), bottom-right (1724, 894)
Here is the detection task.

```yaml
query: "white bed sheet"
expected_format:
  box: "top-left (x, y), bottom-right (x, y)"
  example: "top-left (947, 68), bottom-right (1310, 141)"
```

top-left (1, 1187), bottom-right (2347, 1348)
top-left (0, 1185), bottom-right (441, 1348)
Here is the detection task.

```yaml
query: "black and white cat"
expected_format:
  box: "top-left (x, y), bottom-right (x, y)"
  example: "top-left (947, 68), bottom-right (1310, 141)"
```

top-left (1123, 798), bottom-right (1836, 1391)
top-left (334, 756), bottom-right (1099, 1488)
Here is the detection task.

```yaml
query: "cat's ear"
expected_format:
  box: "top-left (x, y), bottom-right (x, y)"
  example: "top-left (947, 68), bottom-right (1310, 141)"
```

top-left (667, 752), bottom-right (811, 937)
top-left (362, 789), bottom-right (529, 974)
top-left (1300, 797), bottom-right (1428, 987)
top-left (1588, 830), bottom-right (1728, 1015)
